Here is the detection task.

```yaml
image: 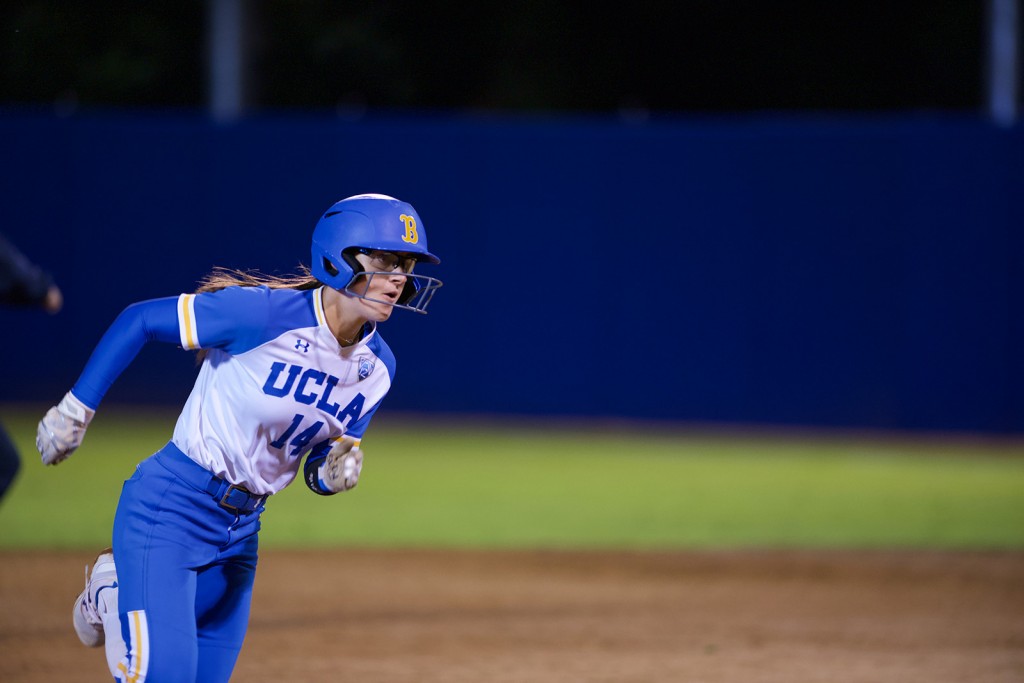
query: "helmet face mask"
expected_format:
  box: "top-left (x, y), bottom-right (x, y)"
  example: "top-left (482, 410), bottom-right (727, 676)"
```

top-left (344, 269), bottom-right (443, 314)
top-left (311, 194), bottom-right (442, 314)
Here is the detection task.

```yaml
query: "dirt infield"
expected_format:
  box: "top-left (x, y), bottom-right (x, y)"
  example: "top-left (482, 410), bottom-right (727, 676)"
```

top-left (2, 549), bottom-right (1022, 682)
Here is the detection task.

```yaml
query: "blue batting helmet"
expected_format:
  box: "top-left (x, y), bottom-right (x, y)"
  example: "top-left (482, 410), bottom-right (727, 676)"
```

top-left (310, 194), bottom-right (442, 313)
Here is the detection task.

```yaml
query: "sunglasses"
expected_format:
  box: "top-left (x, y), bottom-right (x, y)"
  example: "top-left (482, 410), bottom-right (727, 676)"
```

top-left (354, 248), bottom-right (417, 274)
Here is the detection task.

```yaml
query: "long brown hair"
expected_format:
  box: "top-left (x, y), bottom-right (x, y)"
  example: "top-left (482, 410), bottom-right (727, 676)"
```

top-left (195, 265), bottom-right (321, 293)
top-left (194, 265), bottom-right (322, 362)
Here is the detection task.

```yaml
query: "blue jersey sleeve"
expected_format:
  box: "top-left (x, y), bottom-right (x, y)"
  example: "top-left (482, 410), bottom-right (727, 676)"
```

top-left (344, 397), bottom-right (384, 439)
top-left (71, 286), bottom-right (309, 409)
top-left (71, 297), bottom-right (181, 409)
top-left (180, 286), bottom-right (315, 355)
top-left (187, 286), bottom-right (272, 353)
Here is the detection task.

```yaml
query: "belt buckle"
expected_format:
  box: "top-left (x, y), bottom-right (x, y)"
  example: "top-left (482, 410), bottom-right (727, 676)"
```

top-left (219, 484), bottom-right (248, 512)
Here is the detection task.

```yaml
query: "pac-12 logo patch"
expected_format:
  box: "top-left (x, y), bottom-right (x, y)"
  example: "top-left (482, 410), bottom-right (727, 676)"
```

top-left (357, 356), bottom-right (375, 381)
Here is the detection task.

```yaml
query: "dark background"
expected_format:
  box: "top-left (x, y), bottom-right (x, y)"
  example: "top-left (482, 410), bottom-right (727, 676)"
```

top-left (0, 1), bottom-right (996, 115)
top-left (1, 2), bottom-right (1021, 436)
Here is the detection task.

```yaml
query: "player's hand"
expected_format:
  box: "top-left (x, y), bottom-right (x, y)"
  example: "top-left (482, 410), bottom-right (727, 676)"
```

top-left (43, 284), bottom-right (63, 314)
top-left (318, 437), bottom-right (363, 493)
top-left (36, 391), bottom-right (95, 466)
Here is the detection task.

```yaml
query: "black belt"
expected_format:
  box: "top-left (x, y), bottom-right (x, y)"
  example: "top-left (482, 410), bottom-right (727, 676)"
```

top-left (155, 442), bottom-right (267, 515)
top-left (204, 477), bottom-right (267, 514)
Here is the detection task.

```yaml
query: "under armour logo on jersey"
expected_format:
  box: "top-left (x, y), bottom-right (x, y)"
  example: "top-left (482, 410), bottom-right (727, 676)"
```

top-left (358, 356), bottom-right (376, 381)
top-left (295, 339), bottom-right (310, 353)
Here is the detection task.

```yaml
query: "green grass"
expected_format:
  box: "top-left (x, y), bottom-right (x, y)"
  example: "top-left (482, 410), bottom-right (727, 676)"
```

top-left (2, 406), bottom-right (1023, 550)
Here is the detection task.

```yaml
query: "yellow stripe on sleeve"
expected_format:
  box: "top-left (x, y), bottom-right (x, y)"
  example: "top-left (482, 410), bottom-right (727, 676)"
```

top-left (177, 293), bottom-right (199, 350)
top-left (314, 286), bottom-right (327, 326)
top-left (329, 435), bottom-right (361, 448)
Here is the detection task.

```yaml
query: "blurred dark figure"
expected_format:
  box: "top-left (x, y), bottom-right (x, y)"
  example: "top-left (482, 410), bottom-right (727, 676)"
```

top-left (0, 233), bottom-right (62, 503)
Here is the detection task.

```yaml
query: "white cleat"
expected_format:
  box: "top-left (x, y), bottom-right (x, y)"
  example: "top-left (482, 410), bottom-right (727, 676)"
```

top-left (72, 549), bottom-right (117, 648)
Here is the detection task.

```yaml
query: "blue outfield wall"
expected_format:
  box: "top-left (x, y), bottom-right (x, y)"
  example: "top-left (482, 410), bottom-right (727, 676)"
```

top-left (0, 110), bottom-right (1021, 433)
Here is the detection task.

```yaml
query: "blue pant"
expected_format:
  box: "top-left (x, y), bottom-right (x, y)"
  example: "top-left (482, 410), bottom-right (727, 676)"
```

top-left (111, 442), bottom-right (264, 683)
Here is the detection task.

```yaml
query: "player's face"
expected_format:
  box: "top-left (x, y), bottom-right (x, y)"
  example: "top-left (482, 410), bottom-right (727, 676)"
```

top-left (346, 250), bottom-right (412, 321)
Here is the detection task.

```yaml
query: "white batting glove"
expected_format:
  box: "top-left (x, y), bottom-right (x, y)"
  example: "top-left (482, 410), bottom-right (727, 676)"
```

top-left (36, 391), bottom-right (95, 466)
top-left (318, 437), bottom-right (364, 493)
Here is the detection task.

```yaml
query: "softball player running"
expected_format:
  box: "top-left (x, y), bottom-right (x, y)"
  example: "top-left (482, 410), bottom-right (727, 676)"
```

top-left (36, 194), bottom-right (442, 683)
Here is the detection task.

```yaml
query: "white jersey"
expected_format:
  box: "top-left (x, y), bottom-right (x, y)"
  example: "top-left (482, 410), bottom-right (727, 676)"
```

top-left (170, 285), bottom-right (395, 495)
